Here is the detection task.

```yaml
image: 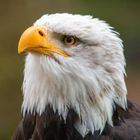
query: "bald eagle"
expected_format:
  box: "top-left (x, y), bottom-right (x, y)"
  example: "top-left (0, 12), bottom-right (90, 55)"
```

top-left (13, 13), bottom-right (140, 140)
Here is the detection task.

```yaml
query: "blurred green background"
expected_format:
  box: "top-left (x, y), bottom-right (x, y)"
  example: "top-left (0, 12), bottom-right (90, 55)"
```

top-left (0, 0), bottom-right (140, 139)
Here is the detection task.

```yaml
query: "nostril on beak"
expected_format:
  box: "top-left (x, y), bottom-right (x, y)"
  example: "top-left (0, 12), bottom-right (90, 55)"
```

top-left (38, 30), bottom-right (45, 37)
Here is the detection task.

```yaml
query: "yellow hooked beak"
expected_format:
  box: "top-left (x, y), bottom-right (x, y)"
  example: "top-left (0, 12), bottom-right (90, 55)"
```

top-left (18, 26), bottom-right (70, 58)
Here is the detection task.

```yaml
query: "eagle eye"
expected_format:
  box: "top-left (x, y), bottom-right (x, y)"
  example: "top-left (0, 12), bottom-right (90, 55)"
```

top-left (63, 35), bottom-right (80, 46)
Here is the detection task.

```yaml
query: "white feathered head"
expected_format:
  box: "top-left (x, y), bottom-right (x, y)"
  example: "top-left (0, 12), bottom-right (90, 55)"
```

top-left (18, 13), bottom-right (127, 136)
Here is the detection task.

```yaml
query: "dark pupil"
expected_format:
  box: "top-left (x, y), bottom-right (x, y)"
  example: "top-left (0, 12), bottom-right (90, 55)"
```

top-left (66, 36), bottom-right (74, 43)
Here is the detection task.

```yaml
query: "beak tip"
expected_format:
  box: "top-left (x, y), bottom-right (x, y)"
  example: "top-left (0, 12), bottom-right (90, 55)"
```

top-left (18, 46), bottom-right (23, 54)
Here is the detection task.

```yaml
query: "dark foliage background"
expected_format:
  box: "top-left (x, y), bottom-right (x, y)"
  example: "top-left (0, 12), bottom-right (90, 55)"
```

top-left (0, 0), bottom-right (140, 139)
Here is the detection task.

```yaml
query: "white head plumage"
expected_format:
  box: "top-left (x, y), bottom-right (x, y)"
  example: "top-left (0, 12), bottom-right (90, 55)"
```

top-left (21, 13), bottom-right (127, 137)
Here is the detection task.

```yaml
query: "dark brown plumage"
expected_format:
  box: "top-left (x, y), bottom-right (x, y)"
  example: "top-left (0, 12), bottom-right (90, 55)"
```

top-left (12, 100), bottom-right (140, 140)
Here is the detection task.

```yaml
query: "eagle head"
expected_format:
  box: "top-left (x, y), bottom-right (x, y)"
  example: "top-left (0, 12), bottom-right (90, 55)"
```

top-left (18, 13), bottom-right (127, 136)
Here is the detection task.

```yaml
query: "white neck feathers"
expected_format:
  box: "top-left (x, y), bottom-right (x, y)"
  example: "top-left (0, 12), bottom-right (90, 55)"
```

top-left (22, 53), bottom-right (127, 137)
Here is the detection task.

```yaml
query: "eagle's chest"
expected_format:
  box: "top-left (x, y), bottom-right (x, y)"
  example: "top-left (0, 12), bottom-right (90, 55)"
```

top-left (13, 101), bottom-right (140, 140)
top-left (21, 106), bottom-right (101, 140)
top-left (23, 55), bottom-right (115, 137)
top-left (14, 101), bottom-right (140, 140)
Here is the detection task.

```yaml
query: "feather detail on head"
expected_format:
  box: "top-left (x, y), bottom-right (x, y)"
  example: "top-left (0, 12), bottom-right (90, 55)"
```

top-left (21, 13), bottom-right (127, 137)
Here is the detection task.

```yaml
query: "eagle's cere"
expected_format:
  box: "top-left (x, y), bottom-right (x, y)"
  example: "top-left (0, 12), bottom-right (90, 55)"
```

top-left (13, 13), bottom-right (140, 140)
